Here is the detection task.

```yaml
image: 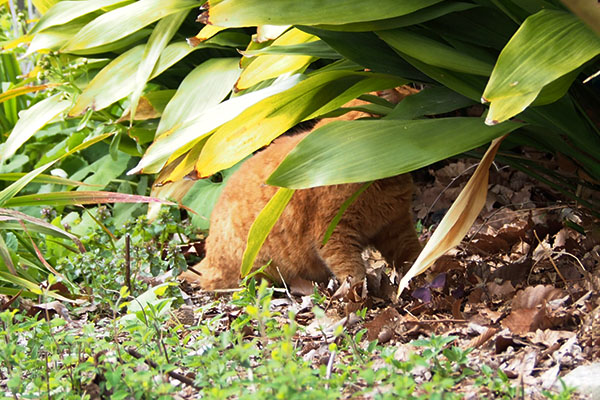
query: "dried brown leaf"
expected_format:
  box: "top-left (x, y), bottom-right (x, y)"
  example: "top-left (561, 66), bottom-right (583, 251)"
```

top-left (512, 285), bottom-right (564, 309)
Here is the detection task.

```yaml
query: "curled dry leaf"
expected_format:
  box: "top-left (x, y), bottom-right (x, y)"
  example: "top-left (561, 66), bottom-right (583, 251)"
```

top-left (365, 307), bottom-right (401, 342)
top-left (512, 284), bottom-right (564, 309)
top-left (398, 135), bottom-right (508, 296)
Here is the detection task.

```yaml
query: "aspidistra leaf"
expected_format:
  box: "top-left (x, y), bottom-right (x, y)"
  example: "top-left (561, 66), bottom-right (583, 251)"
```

top-left (236, 28), bottom-right (319, 90)
top-left (268, 118), bottom-right (522, 189)
top-left (30, 0), bottom-right (133, 34)
top-left (482, 10), bottom-right (600, 125)
top-left (195, 71), bottom-right (406, 178)
top-left (240, 188), bottom-right (295, 277)
top-left (1, 94), bottom-right (70, 162)
top-left (62, 0), bottom-right (199, 52)
top-left (203, 0), bottom-right (443, 27)
top-left (129, 10), bottom-right (187, 123)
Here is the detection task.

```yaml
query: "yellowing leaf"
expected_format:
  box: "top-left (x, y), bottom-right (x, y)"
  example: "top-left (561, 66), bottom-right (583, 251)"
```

top-left (236, 28), bottom-right (318, 90)
top-left (397, 135), bottom-right (508, 296)
top-left (195, 71), bottom-right (404, 178)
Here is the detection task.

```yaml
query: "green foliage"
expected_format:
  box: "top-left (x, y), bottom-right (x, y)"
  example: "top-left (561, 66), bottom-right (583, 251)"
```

top-left (0, 265), bottom-right (575, 399)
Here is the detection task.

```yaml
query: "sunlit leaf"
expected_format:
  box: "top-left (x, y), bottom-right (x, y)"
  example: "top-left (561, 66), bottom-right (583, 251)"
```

top-left (0, 93), bottom-right (70, 163)
top-left (196, 71), bottom-right (405, 178)
top-left (236, 28), bottom-right (319, 90)
top-left (398, 136), bottom-right (507, 295)
top-left (30, 0), bottom-right (133, 34)
top-left (255, 25), bottom-right (290, 42)
top-left (129, 10), bottom-right (187, 122)
top-left (240, 40), bottom-right (339, 59)
top-left (188, 24), bottom-right (226, 45)
top-left (70, 41), bottom-right (199, 116)
top-left (482, 10), bottom-right (600, 125)
top-left (240, 188), bottom-right (295, 277)
top-left (268, 118), bottom-right (522, 189)
top-left (62, 0), bottom-right (199, 52)
top-left (203, 0), bottom-right (443, 27)
top-left (0, 83), bottom-right (60, 104)
top-left (130, 73), bottom-right (300, 175)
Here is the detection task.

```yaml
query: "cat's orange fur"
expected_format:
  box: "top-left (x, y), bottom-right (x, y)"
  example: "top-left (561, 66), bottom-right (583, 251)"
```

top-left (184, 97), bottom-right (421, 290)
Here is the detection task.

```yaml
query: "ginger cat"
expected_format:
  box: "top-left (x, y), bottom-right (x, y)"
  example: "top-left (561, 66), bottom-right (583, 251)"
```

top-left (184, 96), bottom-right (421, 290)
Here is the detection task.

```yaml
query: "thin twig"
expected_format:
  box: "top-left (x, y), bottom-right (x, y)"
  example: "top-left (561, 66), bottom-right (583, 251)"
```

top-left (125, 347), bottom-right (200, 390)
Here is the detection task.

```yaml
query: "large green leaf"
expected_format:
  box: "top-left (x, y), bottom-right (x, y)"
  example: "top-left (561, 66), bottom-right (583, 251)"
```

top-left (30, 0), bottom-right (134, 34)
top-left (482, 9), bottom-right (600, 125)
top-left (268, 118), bottom-right (522, 189)
top-left (312, 2), bottom-right (477, 32)
top-left (203, 0), bottom-right (442, 27)
top-left (0, 94), bottom-right (71, 163)
top-left (377, 29), bottom-right (494, 77)
top-left (195, 71), bottom-right (406, 177)
top-left (240, 187), bottom-right (295, 277)
top-left (70, 41), bottom-right (199, 116)
top-left (62, 0), bottom-right (199, 52)
top-left (129, 10), bottom-right (188, 122)
top-left (130, 73), bottom-right (302, 175)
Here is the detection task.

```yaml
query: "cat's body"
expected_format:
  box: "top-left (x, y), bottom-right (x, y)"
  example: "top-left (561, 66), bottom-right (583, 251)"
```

top-left (185, 118), bottom-right (421, 290)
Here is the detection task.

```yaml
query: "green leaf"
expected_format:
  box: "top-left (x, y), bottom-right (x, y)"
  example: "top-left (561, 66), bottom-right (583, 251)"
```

top-left (0, 94), bottom-right (71, 163)
top-left (313, 2), bottom-right (477, 32)
top-left (30, 0), bottom-right (134, 34)
top-left (240, 40), bottom-right (339, 59)
top-left (0, 208), bottom-right (84, 248)
top-left (180, 162), bottom-right (243, 229)
top-left (204, 0), bottom-right (443, 27)
top-left (70, 41), bottom-right (199, 115)
top-left (482, 10), bottom-right (600, 125)
top-left (156, 58), bottom-right (241, 138)
top-left (0, 173), bottom-right (98, 187)
top-left (4, 191), bottom-right (176, 208)
top-left (268, 118), bottom-right (522, 189)
top-left (236, 28), bottom-right (318, 90)
top-left (298, 27), bottom-right (428, 81)
top-left (130, 73), bottom-right (301, 175)
top-left (129, 10), bottom-right (188, 122)
top-left (240, 188), bottom-right (295, 277)
top-left (195, 71), bottom-right (406, 177)
top-left (0, 162), bottom-right (57, 206)
top-left (62, 0), bottom-right (200, 52)
top-left (385, 86), bottom-right (475, 120)
top-left (377, 29), bottom-right (494, 76)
